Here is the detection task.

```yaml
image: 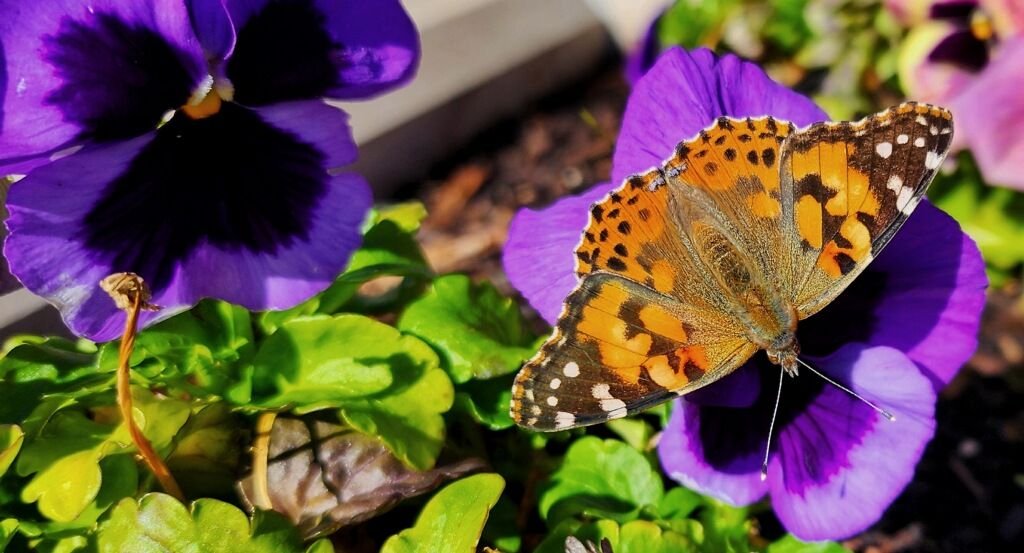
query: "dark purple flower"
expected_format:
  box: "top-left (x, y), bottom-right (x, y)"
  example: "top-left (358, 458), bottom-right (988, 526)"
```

top-left (502, 47), bottom-right (987, 540)
top-left (0, 0), bottom-right (419, 340)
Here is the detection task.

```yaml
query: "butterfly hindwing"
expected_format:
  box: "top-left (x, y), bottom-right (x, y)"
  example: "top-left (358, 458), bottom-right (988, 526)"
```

top-left (510, 272), bottom-right (756, 431)
top-left (780, 102), bottom-right (954, 316)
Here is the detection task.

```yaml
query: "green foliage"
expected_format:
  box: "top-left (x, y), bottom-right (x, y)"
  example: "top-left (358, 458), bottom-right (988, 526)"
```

top-left (399, 274), bottom-right (537, 383)
top-left (767, 534), bottom-right (850, 553)
top-left (248, 314), bottom-right (452, 469)
top-left (381, 473), bottom-right (505, 553)
top-left (539, 437), bottom-right (664, 524)
top-left (930, 154), bottom-right (1024, 283)
top-left (95, 493), bottom-right (328, 553)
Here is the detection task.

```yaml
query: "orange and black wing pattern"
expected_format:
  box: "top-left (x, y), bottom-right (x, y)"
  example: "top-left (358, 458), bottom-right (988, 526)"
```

top-left (779, 102), bottom-right (954, 316)
top-left (510, 272), bottom-right (755, 431)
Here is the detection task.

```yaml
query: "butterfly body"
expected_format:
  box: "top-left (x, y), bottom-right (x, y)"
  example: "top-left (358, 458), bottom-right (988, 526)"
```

top-left (511, 102), bottom-right (954, 431)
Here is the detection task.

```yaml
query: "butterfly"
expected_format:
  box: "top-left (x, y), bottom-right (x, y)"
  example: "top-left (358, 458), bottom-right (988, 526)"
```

top-left (510, 102), bottom-right (953, 431)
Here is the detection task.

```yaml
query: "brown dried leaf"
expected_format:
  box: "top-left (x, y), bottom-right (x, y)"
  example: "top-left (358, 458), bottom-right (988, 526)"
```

top-left (238, 417), bottom-right (485, 540)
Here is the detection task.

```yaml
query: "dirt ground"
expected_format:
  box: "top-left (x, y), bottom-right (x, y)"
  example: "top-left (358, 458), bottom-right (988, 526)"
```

top-left (397, 65), bottom-right (1024, 553)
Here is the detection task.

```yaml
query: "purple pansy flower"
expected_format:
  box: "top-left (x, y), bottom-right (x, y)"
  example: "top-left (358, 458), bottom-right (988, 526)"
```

top-left (0, 0), bottom-right (418, 340)
top-left (892, 0), bottom-right (1024, 189)
top-left (503, 47), bottom-right (987, 540)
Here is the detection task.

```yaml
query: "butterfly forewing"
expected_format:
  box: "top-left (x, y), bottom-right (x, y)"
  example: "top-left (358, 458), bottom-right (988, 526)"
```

top-left (780, 103), bottom-right (953, 316)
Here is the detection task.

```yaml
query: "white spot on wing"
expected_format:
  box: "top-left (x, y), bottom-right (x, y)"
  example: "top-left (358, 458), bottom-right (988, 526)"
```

top-left (914, 137), bottom-right (926, 147)
top-left (896, 186), bottom-right (914, 213)
top-left (554, 411), bottom-right (575, 429)
top-left (897, 134), bottom-right (909, 144)
top-left (549, 378), bottom-right (561, 390)
top-left (925, 150), bottom-right (942, 169)
top-left (547, 396), bottom-right (558, 407)
top-left (563, 362), bottom-right (580, 378)
top-left (605, 406), bottom-right (628, 420)
top-left (601, 398), bottom-right (627, 413)
top-left (875, 142), bottom-right (893, 158)
top-left (591, 383), bottom-right (611, 399)
top-left (886, 175), bottom-right (903, 194)
top-left (916, 115), bottom-right (928, 125)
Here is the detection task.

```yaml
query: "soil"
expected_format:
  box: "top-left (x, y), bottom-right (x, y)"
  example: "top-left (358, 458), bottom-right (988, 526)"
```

top-left (395, 64), bottom-right (1024, 553)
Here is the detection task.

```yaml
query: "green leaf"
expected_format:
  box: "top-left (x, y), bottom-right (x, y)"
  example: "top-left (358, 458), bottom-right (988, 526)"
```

top-left (103, 300), bottom-right (254, 396)
top-left (536, 519), bottom-right (703, 553)
top-left (339, 356), bottom-right (454, 470)
top-left (0, 338), bottom-right (106, 425)
top-left (697, 498), bottom-right (753, 553)
top-left (657, 487), bottom-right (703, 520)
top-left (618, 519), bottom-right (702, 552)
top-left (250, 315), bottom-right (453, 469)
top-left (96, 493), bottom-right (309, 553)
top-left (381, 473), bottom-right (505, 553)
top-left (249, 316), bottom-right (402, 409)
top-left (398, 275), bottom-right (537, 383)
top-left (929, 153), bottom-right (1024, 280)
top-left (767, 534), bottom-right (849, 553)
top-left (453, 375), bottom-right (515, 430)
top-left (22, 450), bottom-right (103, 522)
top-left (16, 390), bottom-right (188, 522)
top-left (376, 201), bottom-right (429, 233)
top-left (0, 425), bottom-right (23, 476)
top-left (657, 0), bottom-right (741, 49)
top-left (165, 403), bottom-right (242, 498)
top-left (539, 437), bottom-right (664, 524)
top-left (605, 418), bottom-right (654, 452)
top-left (1, 519), bottom-right (18, 551)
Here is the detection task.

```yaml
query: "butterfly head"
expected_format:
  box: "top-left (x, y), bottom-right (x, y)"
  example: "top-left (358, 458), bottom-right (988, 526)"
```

top-left (767, 341), bottom-right (800, 377)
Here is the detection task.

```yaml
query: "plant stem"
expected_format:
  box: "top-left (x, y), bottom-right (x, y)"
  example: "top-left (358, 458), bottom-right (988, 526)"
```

top-left (115, 288), bottom-right (185, 502)
top-left (251, 411), bottom-right (277, 510)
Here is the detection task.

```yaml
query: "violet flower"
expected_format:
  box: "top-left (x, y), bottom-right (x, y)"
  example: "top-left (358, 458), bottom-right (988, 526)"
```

top-left (0, 0), bottom-right (418, 340)
top-left (892, 0), bottom-right (1024, 189)
top-left (502, 47), bottom-right (986, 540)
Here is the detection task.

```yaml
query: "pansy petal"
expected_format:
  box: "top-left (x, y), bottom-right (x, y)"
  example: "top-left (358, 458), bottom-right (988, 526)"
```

top-left (768, 344), bottom-right (936, 540)
top-left (187, 0), bottom-right (237, 61)
top-left (658, 364), bottom-right (769, 506)
top-left (798, 201), bottom-right (986, 389)
top-left (5, 101), bottom-right (368, 341)
top-left (0, 0), bottom-right (207, 169)
top-left (952, 37), bottom-right (1024, 190)
top-left (502, 184), bottom-right (611, 325)
top-left (612, 47), bottom-right (827, 181)
top-left (224, 0), bottom-right (419, 106)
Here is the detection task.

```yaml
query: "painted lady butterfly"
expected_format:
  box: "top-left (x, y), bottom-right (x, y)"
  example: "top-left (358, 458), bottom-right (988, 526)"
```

top-left (511, 102), bottom-right (953, 431)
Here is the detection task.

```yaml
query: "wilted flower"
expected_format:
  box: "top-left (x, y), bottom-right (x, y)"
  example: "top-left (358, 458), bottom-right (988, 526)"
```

top-left (503, 47), bottom-right (986, 540)
top-left (893, 0), bottom-right (1024, 188)
top-left (0, 0), bottom-right (419, 340)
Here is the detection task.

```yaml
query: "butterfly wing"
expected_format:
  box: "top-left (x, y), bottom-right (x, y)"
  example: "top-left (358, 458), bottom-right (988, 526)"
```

top-left (510, 271), bottom-right (756, 431)
top-left (778, 102), bottom-right (954, 316)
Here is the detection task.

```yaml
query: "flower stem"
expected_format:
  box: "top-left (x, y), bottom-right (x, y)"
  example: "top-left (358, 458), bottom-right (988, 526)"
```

top-left (106, 273), bottom-right (185, 502)
top-left (251, 411), bottom-right (277, 510)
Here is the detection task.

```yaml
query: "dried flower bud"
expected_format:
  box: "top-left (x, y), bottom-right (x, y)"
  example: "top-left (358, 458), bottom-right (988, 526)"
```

top-left (100, 272), bottom-right (160, 311)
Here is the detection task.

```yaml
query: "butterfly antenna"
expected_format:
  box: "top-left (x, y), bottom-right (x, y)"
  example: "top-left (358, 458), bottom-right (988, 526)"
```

top-left (761, 363), bottom-right (785, 482)
top-left (795, 357), bottom-right (896, 422)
